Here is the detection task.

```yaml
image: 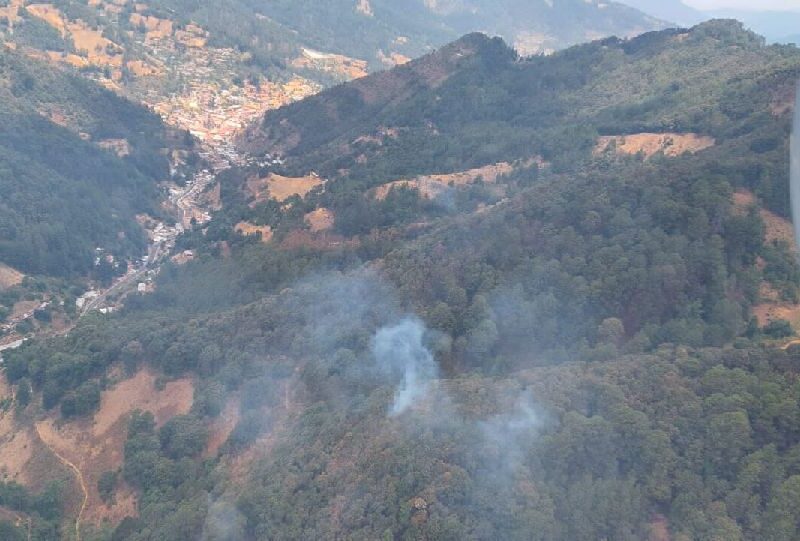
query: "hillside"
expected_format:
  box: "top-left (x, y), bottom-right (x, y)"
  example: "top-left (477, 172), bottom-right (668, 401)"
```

top-left (246, 21), bottom-right (794, 215)
top-left (0, 0), bottom-right (666, 143)
top-left (0, 45), bottom-right (188, 279)
top-left (4, 20), bottom-right (800, 541)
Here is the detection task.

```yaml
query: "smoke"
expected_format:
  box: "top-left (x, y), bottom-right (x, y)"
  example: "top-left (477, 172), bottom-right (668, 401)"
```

top-left (201, 498), bottom-right (246, 541)
top-left (477, 390), bottom-right (544, 480)
top-left (372, 318), bottom-right (439, 416)
top-left (791, 80), bottom-right (800, 254)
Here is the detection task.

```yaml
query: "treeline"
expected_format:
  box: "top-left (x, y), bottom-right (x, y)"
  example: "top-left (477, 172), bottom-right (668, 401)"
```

top-left (0, 480), bottom-right (63, 540)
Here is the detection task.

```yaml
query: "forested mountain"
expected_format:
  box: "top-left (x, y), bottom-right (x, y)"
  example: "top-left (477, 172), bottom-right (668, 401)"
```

top-left (247, 21), bottom-right (793, 215)
top-left (250, 0), bottom-right (667, 58)
top-left (69, 0), bottom-right (666, 67)
top-left (0, 46), bottom-right (186, 278)
top-left (4, 19), bottom-right (800, 541)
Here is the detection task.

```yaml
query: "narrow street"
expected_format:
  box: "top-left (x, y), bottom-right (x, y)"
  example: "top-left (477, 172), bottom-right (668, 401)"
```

top-left (77, 141), bottom-right (243, 317)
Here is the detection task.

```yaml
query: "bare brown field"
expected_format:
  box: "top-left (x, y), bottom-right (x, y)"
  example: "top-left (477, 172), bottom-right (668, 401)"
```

top-left (373, 162), bottom-right (515, 200)
top-left (305, 208), bottom-right (335, 232)
top-left (595, 133), bottom-right (715, 158)
top-left (0, 263), bottom-right (24, 289)
top-left (26, 369), bottom-right (194, 526)
top-left (235, 222), bottom-right (273, 242)
top-left (246, 173), bottom-right (324, 205)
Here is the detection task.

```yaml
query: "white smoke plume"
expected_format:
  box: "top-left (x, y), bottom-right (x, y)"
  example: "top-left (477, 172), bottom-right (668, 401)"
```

top-left (372, 318), bottom-right (439, 416)
top-left (478, 390), bottom-right (544, 477)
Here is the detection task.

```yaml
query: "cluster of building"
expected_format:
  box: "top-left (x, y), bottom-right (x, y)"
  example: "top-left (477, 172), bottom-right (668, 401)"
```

top-left (149, 76), bottom-right (319, 143)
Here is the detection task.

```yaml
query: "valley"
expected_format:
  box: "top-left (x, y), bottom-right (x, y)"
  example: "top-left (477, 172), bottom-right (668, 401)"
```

top-left (3, 10), bottom-right (800, 541)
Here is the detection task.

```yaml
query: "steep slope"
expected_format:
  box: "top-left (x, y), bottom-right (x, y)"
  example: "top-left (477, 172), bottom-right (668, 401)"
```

top-left (0, 46), bottom-right (187, 278)
top-left (4, 21), bottom-right (800, 541)
top-left (247, 21), bottom-right (792, 212)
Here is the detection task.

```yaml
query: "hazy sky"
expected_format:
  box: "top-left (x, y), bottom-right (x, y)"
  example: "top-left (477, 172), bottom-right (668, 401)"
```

top-left (684, 0), bottom-right (800, 11)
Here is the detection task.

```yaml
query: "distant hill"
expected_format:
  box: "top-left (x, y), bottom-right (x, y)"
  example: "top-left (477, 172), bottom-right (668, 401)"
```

top-left (709, 10), bottom-right (800, 43)
top-left (145, 0), bottom-right (667, 61)
top-left (0, 0), bottom-right (666, 147)
top-left (0, 47), bottom-right (188, 278)
top-left (617, 0), bottom-right (704, 26)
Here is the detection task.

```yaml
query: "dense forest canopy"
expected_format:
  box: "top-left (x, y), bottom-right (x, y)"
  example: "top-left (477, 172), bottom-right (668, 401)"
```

top-left (3, 19), bottom-right (800, 541)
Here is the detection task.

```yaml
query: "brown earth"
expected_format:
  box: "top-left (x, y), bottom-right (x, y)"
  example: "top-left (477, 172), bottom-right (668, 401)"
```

top-left (733, 190), bottom-right (796, 249)
top-left (0, 263), bottom-right (24, 289)
top-left (378, 50), bottom-right (411, 66)
top-left (126, 60), bottom-right (161, 77)
top-left (0, 0), bottom-right (22, 25)
top-left (25, 4), bottom-right (67, 34)
top-left (246, 173), bottom-right (324, 205)
top-left (305, 208), bottom-right (335, 232)
top-left (11, 300), bottom-right (39, 319)
top-left (595, 133), bottom-right (715, 158)
top-left (129, 12), bottom-right (173, 39)
top-left (235, 222), bottom-right (273, 242)
top-left (205, 398), bottom-right (240, 458)
top-left (373, 161), bottom-right (516, 200)
top-left (26, 4), bottom-right (124, 68)
top-left (735, 190), bottom-right (800, 328)
top-left (171, 250), bottom-right (195, 265)
top-left (24, 369), bottom-right (194, 527)
top-left (47, 50), bottom-right (89, 68)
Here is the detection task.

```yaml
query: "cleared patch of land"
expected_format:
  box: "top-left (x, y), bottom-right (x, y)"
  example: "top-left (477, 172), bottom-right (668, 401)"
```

top-left (734, 190), bottom-right (796, 249)
top-left (235, 222), bottom-right (273, 242)
top-left (0, 263), bottom-right (24, 289)
top-left (305, 208), bottom-right (335, 232)
top-left (29, 368), bottom-right (194, 526)
top-left (595, 133), bottom-right (715, 158)
top-left (246, 173), bottom-right (324, 205)
top-left (373, 161), bottom-right (516, 200)
top-left (735, 190), bottom-right (800, 328)
top-left (373, 160), bottom-right (520, 201)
